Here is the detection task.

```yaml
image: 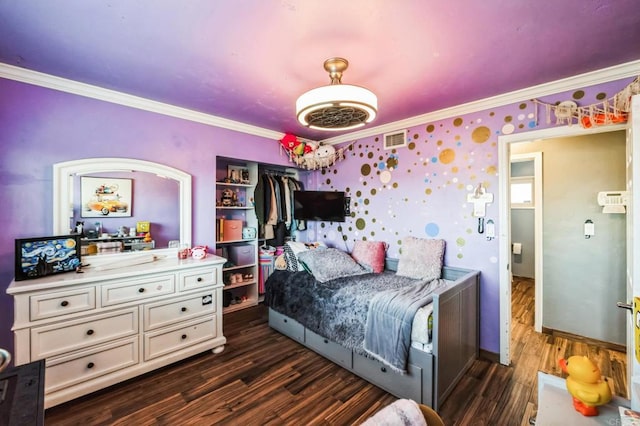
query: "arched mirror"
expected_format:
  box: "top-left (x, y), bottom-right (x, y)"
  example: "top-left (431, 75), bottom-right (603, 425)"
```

top-left (53, 158), bottom-right (191, 259)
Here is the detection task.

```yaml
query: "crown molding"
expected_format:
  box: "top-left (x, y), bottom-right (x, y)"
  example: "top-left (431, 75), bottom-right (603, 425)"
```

top-left (2, 60), bottom-right (638, 146)
top-left (0, 63), bottom-right (286, 140)
top-left (319, 59), bottom-right (640, 145)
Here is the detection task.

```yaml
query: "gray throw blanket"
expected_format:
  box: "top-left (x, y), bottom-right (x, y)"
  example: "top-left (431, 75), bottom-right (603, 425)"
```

top-left (364, 279), bottom-right (444, 373)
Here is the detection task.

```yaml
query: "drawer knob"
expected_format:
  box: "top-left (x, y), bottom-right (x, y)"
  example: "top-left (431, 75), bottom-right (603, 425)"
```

top-left (197, 277), bottom-right (203, 282)
top-left (380, 367), bottom-right (387, 373)
top-left (86, 329), bottom-right (95, 336)
top-left (87, 362), bottom-right (95, 369)
top-left (283, 319), bottom-right (288, 323)
top-left (60, 300), bottom-right (69, 307)
top-left (181, 334), bottom-right (187, 340)
top-left (138, 288), bottom-right (145, 293)
top-left (181, 307), bottom-right (187, 312)
top-left (323, 339), bottom-right (329, 344)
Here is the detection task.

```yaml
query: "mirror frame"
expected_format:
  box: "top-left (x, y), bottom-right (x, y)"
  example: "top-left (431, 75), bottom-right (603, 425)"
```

top-left (53, 158), bottom-right (192, 258)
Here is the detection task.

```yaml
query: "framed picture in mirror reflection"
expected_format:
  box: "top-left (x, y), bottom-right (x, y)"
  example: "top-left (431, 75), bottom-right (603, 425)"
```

top-left (81, 176), bottom-right (132, 217)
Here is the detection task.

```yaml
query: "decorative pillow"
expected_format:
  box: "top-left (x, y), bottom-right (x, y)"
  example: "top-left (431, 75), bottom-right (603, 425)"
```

top-left (283, 241), bottom-right (326, 272)
top-left (297, 248), bottom-right (368, 283)
top-left (396, 237), bottom-right (445, 281)
top-left (351, 240), bottom-right (387, 273)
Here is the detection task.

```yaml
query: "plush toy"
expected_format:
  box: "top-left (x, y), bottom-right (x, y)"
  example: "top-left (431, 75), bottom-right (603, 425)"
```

top-left (191, 245), bottom-right (208, 260)
top-left (559, 356), bottom-right (612, 416)
top-left (280, 133), bottom-right (300, 151)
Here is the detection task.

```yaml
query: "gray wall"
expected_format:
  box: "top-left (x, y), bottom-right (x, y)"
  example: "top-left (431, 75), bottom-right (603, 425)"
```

top-left (511, 160), bottom-right (535, 278)
top-left (512, 131), bottom-right (626, 345)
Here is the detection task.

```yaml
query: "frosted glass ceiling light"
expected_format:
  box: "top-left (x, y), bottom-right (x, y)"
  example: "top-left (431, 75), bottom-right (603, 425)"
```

top-left (296, 58), bottom-right (377, 131)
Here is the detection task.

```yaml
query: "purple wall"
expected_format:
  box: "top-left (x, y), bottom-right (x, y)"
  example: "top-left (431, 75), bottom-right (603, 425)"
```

top-left (0, 78), bottom-right (292, 358)
top-left (0, 75), bottom-right (634, 359)
top-left (304, 78), bottom-right (635, 354)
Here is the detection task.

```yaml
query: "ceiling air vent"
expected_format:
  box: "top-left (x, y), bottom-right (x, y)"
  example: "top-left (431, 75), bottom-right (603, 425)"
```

top-left (383, 130), bottom-right (407, 150)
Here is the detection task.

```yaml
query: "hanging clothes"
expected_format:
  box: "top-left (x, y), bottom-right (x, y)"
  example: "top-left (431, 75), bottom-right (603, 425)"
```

top-left (253, 172), bottom-right (306, 242)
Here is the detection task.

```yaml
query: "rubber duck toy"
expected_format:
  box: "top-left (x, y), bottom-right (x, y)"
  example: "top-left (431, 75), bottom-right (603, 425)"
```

top-left (558, 356), bottom-right (612, 416)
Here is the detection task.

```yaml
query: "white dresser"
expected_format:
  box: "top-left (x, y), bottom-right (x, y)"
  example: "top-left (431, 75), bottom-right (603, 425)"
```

top-left (7, 255), bottom-right (226, 408)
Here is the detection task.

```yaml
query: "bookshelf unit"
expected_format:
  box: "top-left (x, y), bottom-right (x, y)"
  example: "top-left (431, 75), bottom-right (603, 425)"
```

top-left (215, 158), bottom-right (259, 314)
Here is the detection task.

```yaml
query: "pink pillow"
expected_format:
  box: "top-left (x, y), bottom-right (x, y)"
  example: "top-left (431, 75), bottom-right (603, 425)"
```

top-left (351, 240), bottom-right (387, 273)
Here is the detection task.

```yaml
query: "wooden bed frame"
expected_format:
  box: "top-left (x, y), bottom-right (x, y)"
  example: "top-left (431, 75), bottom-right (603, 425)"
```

top-left (268, 260), bottom-right (480, 410)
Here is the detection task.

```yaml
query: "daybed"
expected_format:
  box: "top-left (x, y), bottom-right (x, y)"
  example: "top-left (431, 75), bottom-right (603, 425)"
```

top-left (264, 243), bottom-right (479, 410)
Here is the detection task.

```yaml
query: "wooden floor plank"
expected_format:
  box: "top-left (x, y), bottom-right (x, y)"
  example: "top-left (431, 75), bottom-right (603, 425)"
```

top-left (44, 276), bottom-right (627, 425)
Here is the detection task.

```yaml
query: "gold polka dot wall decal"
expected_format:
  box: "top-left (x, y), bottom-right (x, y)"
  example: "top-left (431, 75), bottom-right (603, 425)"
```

top-left (426, 124), bottom-right (435, 133)
top-left (425, 188), bottom-right (432, 195)
top-left (321, 222), bottom-right (326, 228)
top-left (364, 198), bottom-right (370, 205)
top-left (471, 126), bottom-right (491, 143)
top-left (326, 178), bottom-right (331, 185)
top-left (392, 182), bottom-right (398, 188)
top-left (453, 117), bottom-right (463, 127)
top-left (456, 237), bottom-right (465, 246)
top-left (437, 140), bottom-right (443, 146)
top-left (452, 166), bottom-right (459, 173)
top-left (408, 142), bottom-right (416, 150)
top-left (489, 112), bottom-right (495, 116)
top-left (457, 253), bottom-right (464, 259)
top-left (413, 133), bottom-right (419, 139)
top-left (467, 228), bottom-right (472, 234)
top-left (573, 90), bottom-right (585, 99)
top-left (486, 165), bottom-right (497, 175)
top-left (361, 163), bottom-right (371, 176)
top-left (368, 152), bottom-right (374, 159)
top-left (504, 115), bottom-right (513, 122)
top-left (596, 92), bottom-right (607, 100)
top-left (355, 218), bottom-right (366, 230)
top-left (519, 103), bottom-right (527, 109)
top-left (439, 148), bottom-right (455, 164)
top-left (370, 188), bottom-right (377, 196)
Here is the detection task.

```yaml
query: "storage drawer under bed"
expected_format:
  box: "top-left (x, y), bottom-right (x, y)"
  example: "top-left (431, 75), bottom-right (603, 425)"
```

top-left (305, 329), bottom-right (352, 369)
top-left (353, 352), bottom-right (423, 402)
top-left (268, 308), bottom-right (304, 343)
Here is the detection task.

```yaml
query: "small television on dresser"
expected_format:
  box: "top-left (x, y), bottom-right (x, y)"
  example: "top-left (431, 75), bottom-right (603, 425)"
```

top-left (293, 190), bottom-right (349, 222)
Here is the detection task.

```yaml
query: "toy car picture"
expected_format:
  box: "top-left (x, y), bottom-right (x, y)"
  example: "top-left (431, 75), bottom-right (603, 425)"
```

top-left (86, 193), bottom-right (128, 215)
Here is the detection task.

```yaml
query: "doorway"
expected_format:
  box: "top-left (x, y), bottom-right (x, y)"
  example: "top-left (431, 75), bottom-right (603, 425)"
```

top-left (498, 123), bottom-right (628, 366)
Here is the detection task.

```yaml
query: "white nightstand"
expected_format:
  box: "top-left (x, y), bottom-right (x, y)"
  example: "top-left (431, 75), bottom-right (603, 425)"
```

top-left (535, 372), bottom-right (630, 425)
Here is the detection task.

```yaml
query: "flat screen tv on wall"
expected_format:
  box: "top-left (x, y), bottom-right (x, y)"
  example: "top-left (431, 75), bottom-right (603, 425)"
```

top-left (293, 191), bottom-right (349, 222)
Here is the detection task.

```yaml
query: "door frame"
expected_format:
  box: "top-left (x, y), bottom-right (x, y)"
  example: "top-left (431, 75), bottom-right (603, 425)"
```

top-left (510, 152), bottom-right (543, 332)
top-left (498, 123), bottom-right (627, 366)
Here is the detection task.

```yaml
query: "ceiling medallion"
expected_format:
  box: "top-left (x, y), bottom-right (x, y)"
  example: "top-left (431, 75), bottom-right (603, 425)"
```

top-left (296, 58), bottom-right (378, 131)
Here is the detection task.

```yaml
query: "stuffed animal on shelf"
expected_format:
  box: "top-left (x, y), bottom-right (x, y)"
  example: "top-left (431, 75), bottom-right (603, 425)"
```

top-left (558, 356), bottom-right (612, 416)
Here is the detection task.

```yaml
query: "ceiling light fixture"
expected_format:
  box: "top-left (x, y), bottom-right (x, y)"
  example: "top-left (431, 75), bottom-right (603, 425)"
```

top-left (296, 57), bottom-right (377, 131)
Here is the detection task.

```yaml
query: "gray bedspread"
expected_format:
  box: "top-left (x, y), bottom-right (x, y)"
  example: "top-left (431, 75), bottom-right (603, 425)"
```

top-left (264, 269), bottom-right (441, 372)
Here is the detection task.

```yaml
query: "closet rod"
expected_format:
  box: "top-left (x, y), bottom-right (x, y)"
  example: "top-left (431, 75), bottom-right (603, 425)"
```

top-left (260, 169), bottom-right (296, 176)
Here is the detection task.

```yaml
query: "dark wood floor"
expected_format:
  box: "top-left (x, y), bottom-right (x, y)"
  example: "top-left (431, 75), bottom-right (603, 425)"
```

top-left (45, 277), bottom-right (627, 425)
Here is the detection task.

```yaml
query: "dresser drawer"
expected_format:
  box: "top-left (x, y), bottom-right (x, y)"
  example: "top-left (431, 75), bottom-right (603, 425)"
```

top-left (101, 274), bottom-right (175, 307)
top-left (268, 309), bottom-right (305, 343)
top-left (353, 353), bottom-right (422, 402)
top-left (31, 309), bottom-right (138, 359)
top-left (179, 266), bottom-right (218, 291)
top-left (45, 338), bottom-right (139, 394)
top-left (30, 287), bottom-right (96, 321)
top-left (305, 329), bottom-right (352, 369)
top-left (144, 316), bottom-right (216, 361)
top-left (143, 292), bottom-right (215, 331)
